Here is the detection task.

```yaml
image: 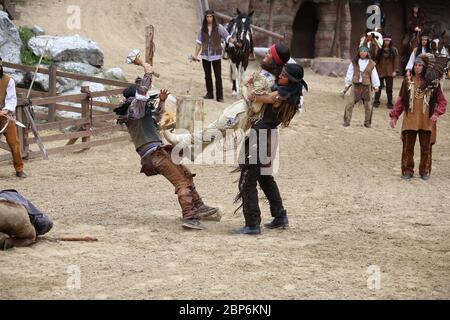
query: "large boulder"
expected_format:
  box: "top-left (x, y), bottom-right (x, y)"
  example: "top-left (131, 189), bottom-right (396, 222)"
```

top-left (311, 57), bottom-right (350, 78)
top-left (8, 71), bottom-right (26, 86)
top-left (30, 25), bottom-right (45, 36)
top-left (103, 67), bottom-right (126, 81)
top-left (28, 35), bottom-right (104, 67)
top-left (0, 11), bottom-right (21, 64)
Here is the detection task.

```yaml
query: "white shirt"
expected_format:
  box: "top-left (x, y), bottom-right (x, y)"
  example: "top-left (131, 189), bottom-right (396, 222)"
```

top-left (2, 78), bottom-right (17, 113)
top-left (345, 59), bottom-right (380, 88)
top-left (406, 47), bottom-right (427, 71)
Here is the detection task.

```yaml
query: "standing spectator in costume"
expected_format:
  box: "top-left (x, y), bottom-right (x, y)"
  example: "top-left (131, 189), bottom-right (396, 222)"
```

top-left (234, 63), bottom-right (306, 235)
top-left (407, 3), bottom-right (426, 44)
top-left (343, 46), bottom-right (380, 128)
top-left (374, 34), bottom-right (400, 109)
top-left (405, 33), bottom-right (432, 77)
top-left (389, 54), bottom-right (447, 180)
top-left (116, 63), bottom-right (218, 230)
top-left (194, 9), bottom-right (237, 103)
top-left (360, 31), bottom-right (382, 60)
top-left (0, 190), bottom-right (53, 251)
top-left (0, 57), bottom-right (26, 178)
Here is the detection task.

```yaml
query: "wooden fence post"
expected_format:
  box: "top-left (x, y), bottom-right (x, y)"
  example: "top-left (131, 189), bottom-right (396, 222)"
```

top-left (48, 65), bottom-right (57, 122)
top-left (80, 86), bottom-right (90, 145)
top-left (145, 25), bottom-right (155, 65)
top-left (16, 104), bottom-right (30, 160)
top-left (176, 95), bottom-right (204, 134)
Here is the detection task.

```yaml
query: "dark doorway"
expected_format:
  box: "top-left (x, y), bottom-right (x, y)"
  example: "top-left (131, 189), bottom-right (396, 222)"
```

top-left (291, 1), bottom-right (319, 58)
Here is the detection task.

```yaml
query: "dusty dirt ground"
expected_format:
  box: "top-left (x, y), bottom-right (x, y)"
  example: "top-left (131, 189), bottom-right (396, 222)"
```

top-left (1, 0), bottom-right (450, 300)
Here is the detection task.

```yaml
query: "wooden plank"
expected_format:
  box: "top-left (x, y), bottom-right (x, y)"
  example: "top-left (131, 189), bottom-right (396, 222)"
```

top-left (54, 103), bottom-right (108, 114)
top-left (80, 86), bottom-right (91, 147)
top-left (91, 100), bottom-right (117, 109)
top-left (145, 25), bottom-right (155, 66)
top-left (31, 93), bottom-right (87, 106)
top-left (28, 125), bottom-right (123, 144)
top-left (1, 0), bottom-right (20, 20)
top-left (55, 104), bottom-right (82, 113)
top-left (28, 135), bottom-right (129, 156)
top-left (23, 106), bottom-right (48, 159)
top-left (30, 89), bottom-right (123, 106)
top-left (16, 88), bottom-right (48, 98)
top-left (36, 113), bottom-right (117, 131)
top-left (2, 62), bottom-right (50, 75)
top-left (89, 88), bottom-right (125, 98)
top-left (48, 65), bottom-right (58, 122)
top-left (16, 106), bottom-right (29, 159)
top-left (55, 70), bottom-right (134, 88)
top-left (2, 62), bottom-right (133, 87)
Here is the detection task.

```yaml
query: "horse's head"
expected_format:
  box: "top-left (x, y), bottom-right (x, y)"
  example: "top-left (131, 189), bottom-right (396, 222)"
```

top-left (231, 8), bottom-right (254, 48)
top-left (431, 31), bottom-right (449, 57)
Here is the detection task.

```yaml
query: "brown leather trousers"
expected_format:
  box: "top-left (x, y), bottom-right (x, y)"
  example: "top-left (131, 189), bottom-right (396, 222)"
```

top-left (140, 146), bottom-right (204, 220)
top-left (0, 117), bottom-right (24, 173)
top-left (401, 130), bottom-right (433, 176)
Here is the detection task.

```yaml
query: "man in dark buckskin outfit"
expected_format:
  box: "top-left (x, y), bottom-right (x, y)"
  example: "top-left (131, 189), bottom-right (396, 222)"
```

top-left (118, 63), bottom-right (218, 230)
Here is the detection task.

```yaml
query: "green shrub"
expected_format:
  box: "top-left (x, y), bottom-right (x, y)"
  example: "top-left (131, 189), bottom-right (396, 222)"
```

top-left (18, 26), bottom-right (54, 66)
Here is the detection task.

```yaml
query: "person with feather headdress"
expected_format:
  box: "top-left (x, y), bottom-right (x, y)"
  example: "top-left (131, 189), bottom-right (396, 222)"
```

top-left (389, 53), bottom-right (448, 180)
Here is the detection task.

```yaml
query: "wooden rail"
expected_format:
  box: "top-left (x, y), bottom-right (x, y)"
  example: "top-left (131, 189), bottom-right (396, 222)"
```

top-left (0, 0), bottom-right (20, 20)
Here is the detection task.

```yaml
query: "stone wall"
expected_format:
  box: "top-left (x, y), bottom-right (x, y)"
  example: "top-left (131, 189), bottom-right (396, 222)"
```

top-left (207, 0), bottom-right (450, 59)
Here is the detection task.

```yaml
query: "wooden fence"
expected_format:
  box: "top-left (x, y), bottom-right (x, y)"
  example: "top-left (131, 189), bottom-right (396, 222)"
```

top-left (0, 62), bottom-right (135, 163)
top-left (0, 0), bottom-right (20, 20)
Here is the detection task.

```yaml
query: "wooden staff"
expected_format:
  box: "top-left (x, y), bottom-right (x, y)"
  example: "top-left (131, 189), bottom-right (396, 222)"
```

top-left (40, 236), bottom-right (98, 242)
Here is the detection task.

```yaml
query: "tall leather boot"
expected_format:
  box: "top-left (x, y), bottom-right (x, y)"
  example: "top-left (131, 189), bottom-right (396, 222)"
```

top-left (233, 166), bottom-right (262, 235)
top-left (373, 91), bottom-right (381, 108)
top-left (177, 187), bottom-right (204, 230)
top-left (191, 187), bottom-right (220, 221)
top-left (387, 92), bottom-right (394, 109)
top-left (264, 209), bottom-right (289, 229)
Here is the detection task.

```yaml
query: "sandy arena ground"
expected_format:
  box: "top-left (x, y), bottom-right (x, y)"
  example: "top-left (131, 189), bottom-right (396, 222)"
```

top-left (1, 0), bottom-right (449, 299)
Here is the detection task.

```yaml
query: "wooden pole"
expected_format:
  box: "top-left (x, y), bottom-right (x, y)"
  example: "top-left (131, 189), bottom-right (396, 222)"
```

top-left (176, 95), bottom-right (204, 134)
top-left (80, 86), bottom-right (91, 145)
top-left (145, 25), bottom-right (155, 65)
top-left (268, 0), bottom-right (275, 46)
top-left (48, 65), bottom-right (57, 122)
top-left (16, 105), bottom-right (30, 160)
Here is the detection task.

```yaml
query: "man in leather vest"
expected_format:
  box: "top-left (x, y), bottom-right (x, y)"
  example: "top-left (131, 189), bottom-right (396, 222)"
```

top-left (0, 57), bottom-right (26, 178)
top-left (343, 46), bottom-right (380, 128)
